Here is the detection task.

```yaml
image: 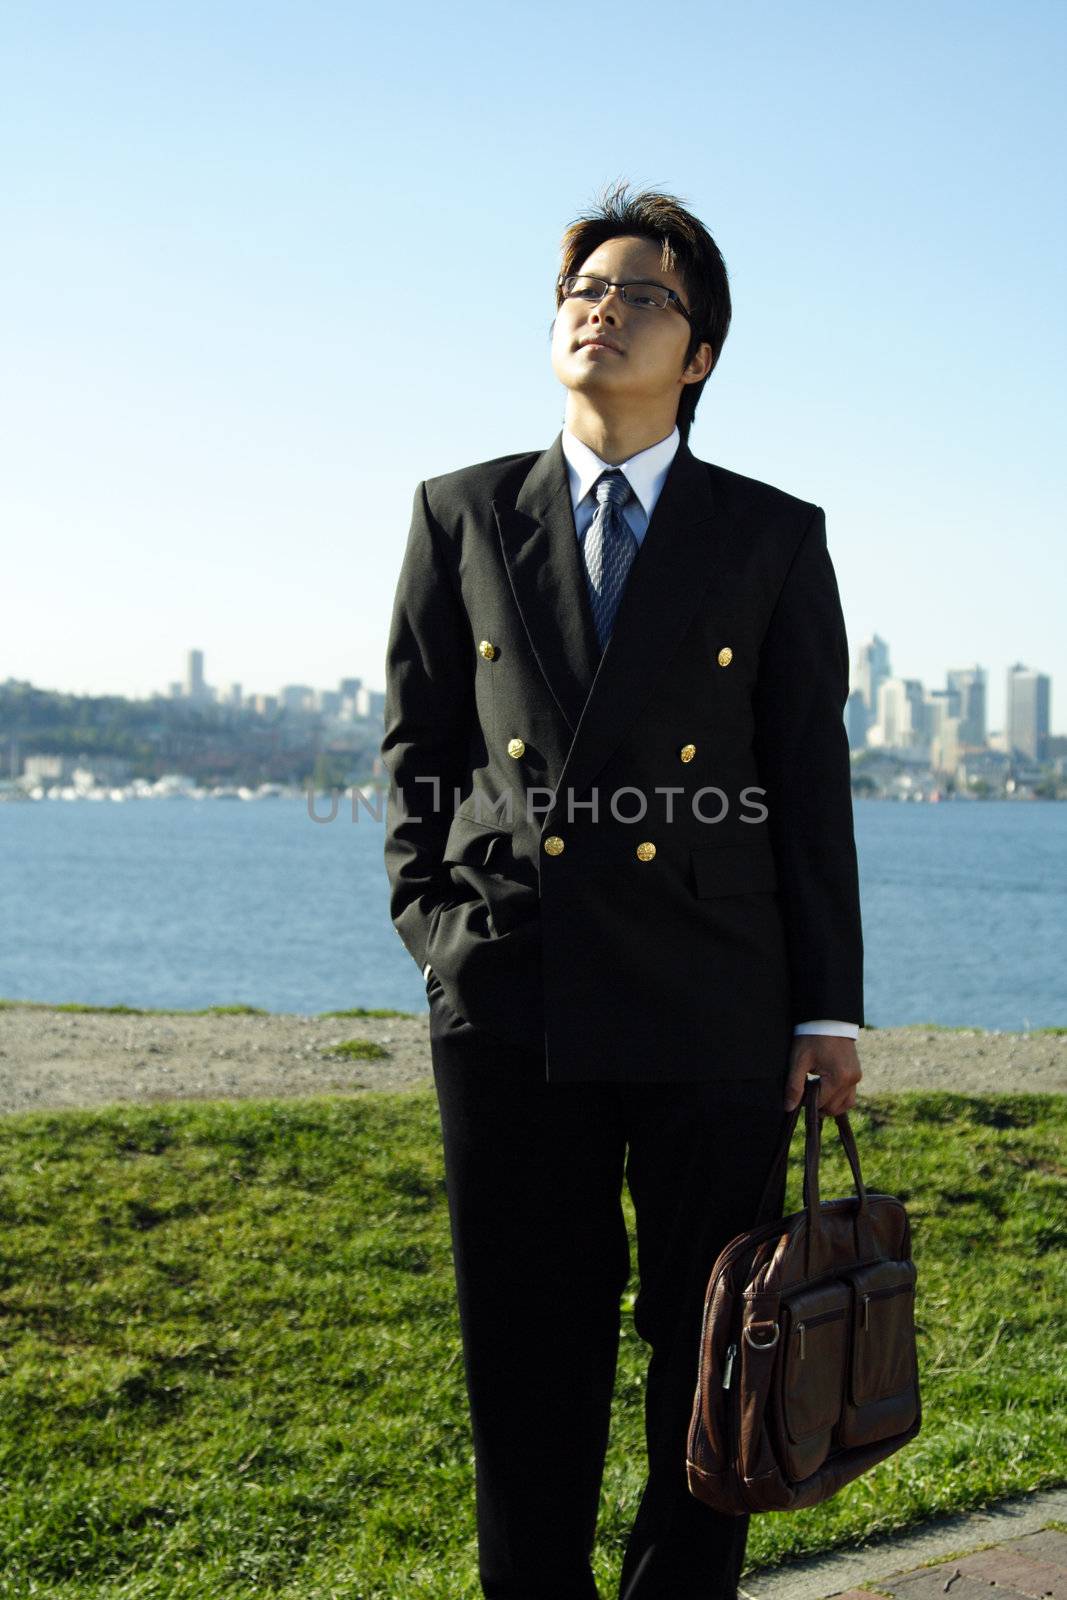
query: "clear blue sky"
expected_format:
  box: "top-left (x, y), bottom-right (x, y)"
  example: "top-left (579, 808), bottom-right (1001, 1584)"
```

top-left (3, 1), bottom-right (1064, 734)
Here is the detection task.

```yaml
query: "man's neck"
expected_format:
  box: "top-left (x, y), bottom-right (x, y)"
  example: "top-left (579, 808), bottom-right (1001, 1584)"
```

top-left (563, 399), bottom-right (680, 466)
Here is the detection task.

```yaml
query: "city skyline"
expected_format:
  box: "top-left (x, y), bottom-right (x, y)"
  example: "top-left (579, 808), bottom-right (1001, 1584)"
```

top-left (167, 647), bottom-right (384, 720)
top-left (5, 633), bottom-right (1060, 750)
top-left (848, 637), bottom-right (1055, 767)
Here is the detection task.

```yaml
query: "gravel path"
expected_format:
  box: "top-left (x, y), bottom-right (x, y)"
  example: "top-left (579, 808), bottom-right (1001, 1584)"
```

top-left (0, 1008), bottom-right (1064, 1114)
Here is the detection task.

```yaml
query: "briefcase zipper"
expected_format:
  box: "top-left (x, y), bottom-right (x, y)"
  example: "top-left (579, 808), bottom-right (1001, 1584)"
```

top-left (861, 1280), bottom-right (912, 1331)
top-left (795, 1305), bottom-right (846, 1361)
top-left (690, 1235), bottom-right (763, 1473)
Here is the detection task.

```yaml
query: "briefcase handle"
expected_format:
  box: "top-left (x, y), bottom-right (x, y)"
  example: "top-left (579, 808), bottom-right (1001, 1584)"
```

top-left (754, 1074), bottom-right (876, 1271)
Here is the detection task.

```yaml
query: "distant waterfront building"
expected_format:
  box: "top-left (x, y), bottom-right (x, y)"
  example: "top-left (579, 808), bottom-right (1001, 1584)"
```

top-left (924, 690), bottom-right (962, 775)
top-left (873, 676), bottom-right (926, 752)
top-left (72, 757), bottom-right (133, 787)
top-left (23, 753), bottom-right (76, 781)
top-left (927, 723), bottom-right (966, 777)
top-left (924, 687), bottom-right (961, 743)
top-left (220, 682), bottom-right (243, 708)
top-left (339, 677), bottom-right (363, 699)
top-left (1005, 663), bottom-right (1051, 761)
top-left (185, 649), bottom-right (206, 701)
top-left (280, 684), bottom-right (316, 713)
top-left (354, 687), bottom-right (386, 720)
top-left (845, 689), bottom-right (869, 752)
top-left (946, 665), bottom-right (987, 747)
top-left (957, 748), bottom-right (1012, 791)
top-left (853, 635), bottom-right (891, 715)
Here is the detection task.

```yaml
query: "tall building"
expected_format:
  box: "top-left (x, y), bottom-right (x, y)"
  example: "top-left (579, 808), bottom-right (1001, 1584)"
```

top-left (281, 684), bottom-right (315, 713)
top-left (924, 688), bottom-right (960, 739)
top-left (925, 691), bottom-right (962, 775)
top-left (1005, 664), bottom-right (1051, 761)
top-left (185, 649), bottom-right (206, 701)
top-left (354, 686), bottom-right (386, 720)
top-left (875, 677), bottom-right (926, 751)
top-left (946, 666), bottom-right (987, 747)
top-left (853, 636), bottom-right (891, 715)
top-left (845, 689), bottom-right (869, 753)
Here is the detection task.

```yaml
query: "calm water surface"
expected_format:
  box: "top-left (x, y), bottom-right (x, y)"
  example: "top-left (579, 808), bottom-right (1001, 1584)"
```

top-left (1, 797), bottom-right (1064, 1028)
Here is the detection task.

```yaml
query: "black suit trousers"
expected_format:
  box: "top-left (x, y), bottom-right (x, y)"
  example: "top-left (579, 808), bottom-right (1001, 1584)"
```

top-left (428, 977), bottom-right (792, 1600)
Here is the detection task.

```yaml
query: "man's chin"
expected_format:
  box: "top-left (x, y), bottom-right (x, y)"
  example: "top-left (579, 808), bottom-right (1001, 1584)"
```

top-left (559, 366), bottom-right (627, 393)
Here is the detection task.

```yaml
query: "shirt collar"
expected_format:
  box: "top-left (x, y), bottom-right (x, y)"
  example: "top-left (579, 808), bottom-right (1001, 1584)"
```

top-left (560, 424), bottom-right (680, 519)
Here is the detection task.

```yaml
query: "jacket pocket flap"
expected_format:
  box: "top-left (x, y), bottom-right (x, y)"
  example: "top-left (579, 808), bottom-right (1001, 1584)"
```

top-left (691, 840), bottom-right (778, 897)
top-left (442, 812), bottom-right (511, 868)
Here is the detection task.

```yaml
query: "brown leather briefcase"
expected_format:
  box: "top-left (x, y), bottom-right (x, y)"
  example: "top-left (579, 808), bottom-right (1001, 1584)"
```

top-left (687, 1073), bottom-right (921, 1513)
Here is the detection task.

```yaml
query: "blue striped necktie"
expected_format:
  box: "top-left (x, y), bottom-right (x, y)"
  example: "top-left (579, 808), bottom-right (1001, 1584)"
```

top-left (582, 469), bottom-right (638, 651)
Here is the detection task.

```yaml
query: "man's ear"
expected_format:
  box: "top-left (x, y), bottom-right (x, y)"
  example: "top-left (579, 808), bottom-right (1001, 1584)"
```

top-left (683, 340), bottom-right (714, 383)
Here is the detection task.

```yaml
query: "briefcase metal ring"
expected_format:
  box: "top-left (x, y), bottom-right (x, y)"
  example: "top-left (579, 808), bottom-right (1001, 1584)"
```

top-left (742, 1320), bottom-right (780, 1351)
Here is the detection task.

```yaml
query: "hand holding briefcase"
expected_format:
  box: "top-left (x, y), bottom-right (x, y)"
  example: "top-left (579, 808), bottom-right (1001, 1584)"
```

top-left (687, 1073), bottom-right (922, 1514)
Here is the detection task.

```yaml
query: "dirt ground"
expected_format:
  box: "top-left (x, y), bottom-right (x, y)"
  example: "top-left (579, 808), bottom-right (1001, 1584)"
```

top-left (0, 1007), bottom-right (1063, 1114)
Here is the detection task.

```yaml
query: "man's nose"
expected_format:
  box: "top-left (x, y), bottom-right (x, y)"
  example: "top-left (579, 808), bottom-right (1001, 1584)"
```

top-left (591, 287), bottom-right (623, 322)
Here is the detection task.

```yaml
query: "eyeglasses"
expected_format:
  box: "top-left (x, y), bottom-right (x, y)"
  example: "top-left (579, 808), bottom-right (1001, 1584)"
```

top-left (559, 273), bottom-right (693, 324)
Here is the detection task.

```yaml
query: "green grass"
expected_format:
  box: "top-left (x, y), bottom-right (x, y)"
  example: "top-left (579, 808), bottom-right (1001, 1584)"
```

top-left (863, 1022), bottom-right (1067, 1034)
top-left (0, 1000), bottom-right (419, 1020)
top-left (322, 1039), bottom-right (391, 1061)
top-left (7, 1002), bottom-right (1060, 1030)
top-left (861, 1022), bottom-right (1067, 1036)
top-left (317, 1007), bottom-right (414, 1020)
top-left (0, 1002), bottom-right (270, 1016)
top-left (0, 1092), bottom-right (1062, 1598)
top-left (897, 1022), bottom-right (982, 1032)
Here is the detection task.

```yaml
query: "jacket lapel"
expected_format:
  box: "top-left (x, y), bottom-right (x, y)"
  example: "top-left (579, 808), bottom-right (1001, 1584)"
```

top-left (493, 433), bottom-right (602, 732)
top-left (494, 430), bottom-right (728, 805)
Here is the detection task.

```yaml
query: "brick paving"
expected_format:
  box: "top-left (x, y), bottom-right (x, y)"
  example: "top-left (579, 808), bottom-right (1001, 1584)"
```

top-left (833, 1527), bottom-right (1067, 1600)
top-left (739, 1490), bottom-right (1067, 1600)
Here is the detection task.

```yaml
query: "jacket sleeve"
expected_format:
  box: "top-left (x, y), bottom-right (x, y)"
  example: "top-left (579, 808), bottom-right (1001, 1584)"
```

top-left (380, 480), bottom-right (476, 975)
top-left (751, 504), bottom-right (864, 1027)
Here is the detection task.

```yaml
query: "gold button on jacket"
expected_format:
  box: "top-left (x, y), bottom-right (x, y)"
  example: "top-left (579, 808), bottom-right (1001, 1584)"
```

top-left (717, 646), bottom-right (733, 667)
top-left (507, 738), bottom-right (525, 759)
top-left (636, 841), bottom-right (656, 861)
top-left (478, 639), bottom-right (497, 660)
top-left (543, 835), bottom-right (565, 856)
top-left (679, 742), bottom-right (696, 763)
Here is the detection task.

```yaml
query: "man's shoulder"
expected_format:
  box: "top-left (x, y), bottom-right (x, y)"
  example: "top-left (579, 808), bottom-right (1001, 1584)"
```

top-left (422, 447), bottom-right (544, 508)
top-left (696, 453), bottom-right (821, 523)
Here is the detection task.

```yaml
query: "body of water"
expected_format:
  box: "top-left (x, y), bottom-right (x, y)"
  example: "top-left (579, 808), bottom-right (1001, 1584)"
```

top-left (1, 796), bottom-right (1064, 1029)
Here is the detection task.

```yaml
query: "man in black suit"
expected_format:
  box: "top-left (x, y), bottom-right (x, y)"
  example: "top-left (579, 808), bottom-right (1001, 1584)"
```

top-left (381, 183), bottom-right (863, 1600)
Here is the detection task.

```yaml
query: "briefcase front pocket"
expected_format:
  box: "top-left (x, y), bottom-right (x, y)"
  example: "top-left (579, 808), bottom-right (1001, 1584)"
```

top-left (835, 1260), bottom-right (918, 1448)
top-left (774, 1279), bottom-right (850, 1481)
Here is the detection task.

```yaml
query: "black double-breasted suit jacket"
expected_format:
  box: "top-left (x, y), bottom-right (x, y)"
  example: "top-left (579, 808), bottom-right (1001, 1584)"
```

top-left (381, 431), bottom-right (864, 1082)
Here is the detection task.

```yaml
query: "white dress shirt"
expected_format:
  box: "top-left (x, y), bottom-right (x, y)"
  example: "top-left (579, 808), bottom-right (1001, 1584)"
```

top-left (560, 424), bottom-right (859, 1043)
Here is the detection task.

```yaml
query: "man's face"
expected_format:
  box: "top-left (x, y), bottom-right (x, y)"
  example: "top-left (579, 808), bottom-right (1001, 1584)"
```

top-left (550, 234), bottom-right (711, 418)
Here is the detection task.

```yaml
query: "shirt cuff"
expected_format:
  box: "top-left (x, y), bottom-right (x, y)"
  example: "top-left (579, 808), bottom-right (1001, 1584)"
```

top-left (793, 1019), bottom-right (860, 1039)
